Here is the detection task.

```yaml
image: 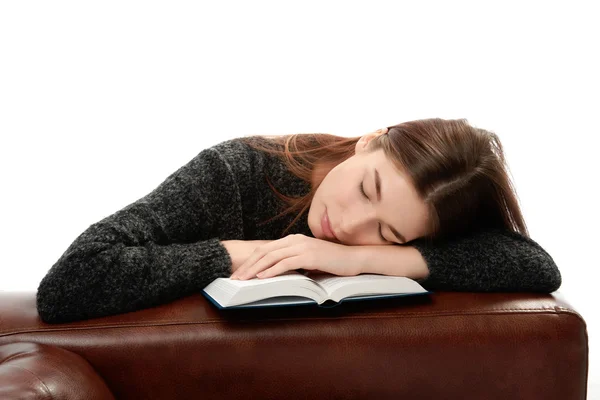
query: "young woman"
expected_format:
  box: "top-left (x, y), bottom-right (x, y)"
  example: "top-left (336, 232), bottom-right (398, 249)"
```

top-left (36, 118), bottom-right (561, 324)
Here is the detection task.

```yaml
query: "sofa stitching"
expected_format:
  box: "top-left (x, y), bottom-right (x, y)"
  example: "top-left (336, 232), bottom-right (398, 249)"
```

top-left (0, 308), bottom-right (585, 336)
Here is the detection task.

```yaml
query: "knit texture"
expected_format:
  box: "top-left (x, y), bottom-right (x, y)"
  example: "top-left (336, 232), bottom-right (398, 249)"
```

top-left (36, 137), bottom-right (562, 323)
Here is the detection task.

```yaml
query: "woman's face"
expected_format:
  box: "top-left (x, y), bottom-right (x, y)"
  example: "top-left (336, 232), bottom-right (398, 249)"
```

top-left (307, 130), bottom-right (430, 246)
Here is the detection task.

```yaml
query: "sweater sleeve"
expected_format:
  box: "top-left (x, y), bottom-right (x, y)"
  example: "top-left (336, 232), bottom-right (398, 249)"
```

top-left (36, 146), bottom-right (242, 324)
top-left (408, 228), bottom-right (562, 293)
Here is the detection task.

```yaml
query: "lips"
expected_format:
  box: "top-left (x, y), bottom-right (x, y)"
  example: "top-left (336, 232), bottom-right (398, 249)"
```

top-left (321, 209), bottom-right (338, 241)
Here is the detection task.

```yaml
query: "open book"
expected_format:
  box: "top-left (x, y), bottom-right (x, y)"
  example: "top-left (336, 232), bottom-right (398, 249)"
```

top-left (201, 270), bottom-right (432, 309)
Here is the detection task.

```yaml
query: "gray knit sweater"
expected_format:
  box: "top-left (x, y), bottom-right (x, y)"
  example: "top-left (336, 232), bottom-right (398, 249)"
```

top-left (36, 137), bottom-right (562, 324)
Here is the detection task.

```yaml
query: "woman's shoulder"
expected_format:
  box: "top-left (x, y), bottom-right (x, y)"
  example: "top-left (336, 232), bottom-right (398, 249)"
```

top-left (208, 136), bottom-right (287, 168)
top-left (200, 137), bottom-right (283, 184)
top-left (208, 135), bottom-right (309, 195)
top-left (211, 135), bottom-right (284, 153)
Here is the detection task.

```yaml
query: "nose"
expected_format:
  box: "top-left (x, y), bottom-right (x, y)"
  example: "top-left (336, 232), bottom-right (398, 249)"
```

top-left (338, 207), bottom-right (377, 243)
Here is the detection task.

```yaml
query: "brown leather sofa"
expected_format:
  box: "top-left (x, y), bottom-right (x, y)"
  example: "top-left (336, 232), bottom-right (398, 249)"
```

top-left (0, 290), bottom-right (588, 399)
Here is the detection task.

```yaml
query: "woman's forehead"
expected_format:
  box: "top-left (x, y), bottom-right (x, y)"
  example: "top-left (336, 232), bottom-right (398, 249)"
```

top-left (359, 149), bottom-right (397, 171)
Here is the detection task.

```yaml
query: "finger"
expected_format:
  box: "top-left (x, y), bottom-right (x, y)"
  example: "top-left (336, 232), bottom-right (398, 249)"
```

top-left (232, 239), bottom-right (284, 279)
top-left (232, 236), bottom-right (294, 279)
top-left (256, 256), bottom-right (302, 279)
top-left (231, 244), bottom-right (273, 279)
top-left (231, 250), bottom-right (268, 279)
top-left (236, 245), bottom-right (299, 280)
top-left (235, 247), bottom-right (292, 280)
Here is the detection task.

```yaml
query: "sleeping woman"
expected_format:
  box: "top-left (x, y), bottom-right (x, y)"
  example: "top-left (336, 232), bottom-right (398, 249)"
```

top-left (36, 118), bottom-right (562, 323)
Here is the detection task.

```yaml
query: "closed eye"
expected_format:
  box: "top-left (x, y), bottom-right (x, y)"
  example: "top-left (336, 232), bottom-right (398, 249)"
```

top-left (359, 181), bottom-right (388, 242)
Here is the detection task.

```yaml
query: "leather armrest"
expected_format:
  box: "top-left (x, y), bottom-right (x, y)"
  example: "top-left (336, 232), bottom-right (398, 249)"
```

top-left (0, 341), bottom-right (115, 400)
top-left (0, 290), bottom-right (589, 399)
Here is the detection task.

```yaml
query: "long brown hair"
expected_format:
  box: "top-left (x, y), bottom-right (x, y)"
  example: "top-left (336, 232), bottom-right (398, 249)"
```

top-left (238, 118), bottom-right (529, 243)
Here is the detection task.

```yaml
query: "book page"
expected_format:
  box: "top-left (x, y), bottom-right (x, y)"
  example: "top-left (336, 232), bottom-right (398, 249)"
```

top-left (225, 270), bottom-right (312, 288)
top-left (309, 273), bottom-right (427, 302)
top-left (203, 270), bottom-right (427, 308)
top-left (208, 270), bottom-right (328, 307)
top-left (310, 273), bottom-right (385, 292)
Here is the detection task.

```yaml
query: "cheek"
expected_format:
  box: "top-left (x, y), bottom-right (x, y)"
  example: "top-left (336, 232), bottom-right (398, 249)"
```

top-left (317, 168), bottom-right (353, 208)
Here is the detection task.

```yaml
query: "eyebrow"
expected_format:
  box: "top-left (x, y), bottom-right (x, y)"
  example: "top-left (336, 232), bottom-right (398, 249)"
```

top-left (374, 168), bottom-right (407, 244)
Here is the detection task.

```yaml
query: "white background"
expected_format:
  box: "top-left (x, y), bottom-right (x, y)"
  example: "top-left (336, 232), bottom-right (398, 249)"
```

top-left (1, 1), bottom-right (597, 397)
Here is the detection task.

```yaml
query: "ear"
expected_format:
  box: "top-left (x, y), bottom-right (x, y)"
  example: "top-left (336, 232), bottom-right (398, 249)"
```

top-left (355, 129), bottom-right (387, 154)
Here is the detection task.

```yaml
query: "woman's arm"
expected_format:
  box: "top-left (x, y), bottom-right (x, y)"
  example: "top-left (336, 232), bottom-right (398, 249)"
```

top-left (37, 147), bottom-right (243, 324)
top-left (356, 228), bottom-right (561, 293)
top-left (357, 245), bottom-right (430, 280)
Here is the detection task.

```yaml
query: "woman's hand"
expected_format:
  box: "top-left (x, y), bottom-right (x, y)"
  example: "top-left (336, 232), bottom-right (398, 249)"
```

top-left (223, 240), bottom-right (274, 274)
top-left (229, 234), bottom-right (362, 280)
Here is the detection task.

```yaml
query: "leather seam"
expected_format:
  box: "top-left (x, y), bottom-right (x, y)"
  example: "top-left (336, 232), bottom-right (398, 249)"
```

top-left (0, 308), bottom-right (583, 335)
top-left (3, 364), bottom-right (54, 400)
